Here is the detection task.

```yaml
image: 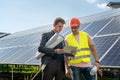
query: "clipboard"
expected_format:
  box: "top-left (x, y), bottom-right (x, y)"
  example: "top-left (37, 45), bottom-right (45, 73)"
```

top-left (63, 46), bottom-right (77, 53)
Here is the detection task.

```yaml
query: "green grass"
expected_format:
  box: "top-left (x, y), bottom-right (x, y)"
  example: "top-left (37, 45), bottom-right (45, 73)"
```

top-left (0, 64), bottom-right (119, 80)
top-left (0, 64), bottom-right (39, 73)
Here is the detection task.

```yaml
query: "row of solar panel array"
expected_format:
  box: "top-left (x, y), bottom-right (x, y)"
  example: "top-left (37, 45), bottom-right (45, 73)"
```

top-left (0, 16), bottom-right (120, 66)
top-left (0, 34), bottom-right (119, 66)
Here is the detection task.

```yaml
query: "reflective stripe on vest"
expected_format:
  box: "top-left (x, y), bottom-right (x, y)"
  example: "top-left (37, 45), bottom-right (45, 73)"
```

top-left (65, 31), bottom-right (90, 64)
top-left (77, 48), bottom-right (90, 52)
top-left (71, 54), bottom-right (90, 60)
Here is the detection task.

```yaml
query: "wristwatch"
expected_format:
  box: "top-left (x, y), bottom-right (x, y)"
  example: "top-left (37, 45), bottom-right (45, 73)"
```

top-left (96, 61), bottom-right (100, 63)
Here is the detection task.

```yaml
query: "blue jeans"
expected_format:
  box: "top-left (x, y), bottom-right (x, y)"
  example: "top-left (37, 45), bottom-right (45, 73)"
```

top-left (70, 66), bottom-right (95, 80)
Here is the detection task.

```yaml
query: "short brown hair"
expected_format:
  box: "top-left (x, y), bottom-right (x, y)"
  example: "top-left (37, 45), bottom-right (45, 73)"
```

top-left (54, 17), bottom-right (65, 25)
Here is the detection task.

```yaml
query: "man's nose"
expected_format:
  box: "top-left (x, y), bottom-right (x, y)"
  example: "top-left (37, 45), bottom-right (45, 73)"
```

top-left (72, 28), bottom-right (76, 31)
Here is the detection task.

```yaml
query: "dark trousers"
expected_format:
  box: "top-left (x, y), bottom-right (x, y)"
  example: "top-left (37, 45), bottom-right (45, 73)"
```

top-left (70, 66), bottom-right (95, 80)
top-left (42, 60), bottom-right (65, 80)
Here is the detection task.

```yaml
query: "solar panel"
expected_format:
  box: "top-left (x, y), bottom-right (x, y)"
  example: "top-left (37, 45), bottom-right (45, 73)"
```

top-left (13, 46), bottom-right (37, 64)
top-left (0, 33), bottom-right (40, 48)
top-left (1, 47), bottom-right (30, 63)
top-left (83, 18), bottom-right (111, 36)
top-left (80, 23), bottom-right (90, 30)
top-left (0, 49), bottom-right (7, 56)
top-left (12, 33), bottom-right (40, 45)
top-left (0, 48), bottom-right (19, 62)
top-left (62, 30), bottom-right (71, 37)
top-left (60, 26), bottom-right (70, 36)
top-left (98, 16), bottom-right (120, 35)
top-left (100, 39), bottom-right (120, 66)
top-left (93, 35), bottom-right (119, 60)
top-left (25, 55), bottom-right (40, 65)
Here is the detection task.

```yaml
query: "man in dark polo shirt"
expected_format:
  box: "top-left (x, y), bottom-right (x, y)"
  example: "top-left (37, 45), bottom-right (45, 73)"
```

top-left (38, 17), bottom-right (66, 80)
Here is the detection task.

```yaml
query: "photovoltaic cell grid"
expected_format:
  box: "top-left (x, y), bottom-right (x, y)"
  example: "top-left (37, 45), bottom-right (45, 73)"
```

top-left (93, 35), bottom-right (119, 59)
top-left (0, 47), bottom-right (27, 63)
top-left (90, 35), bottom-right (119, 64)
top-left (60, 26), bottom-right (70, 37)
top-left (25, 54), bottom-right (41, 65)
top-left (0, 48), bottom-right (19, 62)
top-left (0, 46), bottom-right (40, 65)
top-left (100, 39), bottom-right (120, 66)
top-left (0, 33), bottom-right (41, 48)
top-left (98, 16), bottom-right (120, 35)
top-left (13, 46), bottom-right (37, 64)
top-left (0, 33), bottom-right (41, 65)
top-left (83, 18), bottom-right (111, 36)
top-left (80, 23), bottom-right (90, 30)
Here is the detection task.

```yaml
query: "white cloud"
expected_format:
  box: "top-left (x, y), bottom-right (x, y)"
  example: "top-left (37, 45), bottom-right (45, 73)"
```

top-left (85, 0), bottom-right (98, 4)
top-left (97, 3), bottom-right (109, 9)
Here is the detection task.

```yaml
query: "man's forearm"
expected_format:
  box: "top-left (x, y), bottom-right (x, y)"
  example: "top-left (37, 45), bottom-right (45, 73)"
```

top-left (64, 56), bottom-right (69, 71)
top-left (38, 46), bottom-right (55, 56)
top-left (88, 36), bottom-right (99, 62)
top-left (90, 45), bottom-right (99, 62)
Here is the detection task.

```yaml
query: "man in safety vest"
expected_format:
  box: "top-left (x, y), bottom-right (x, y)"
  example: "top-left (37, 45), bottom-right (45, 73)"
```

top-left (65, 18), bottom-right (100, 80)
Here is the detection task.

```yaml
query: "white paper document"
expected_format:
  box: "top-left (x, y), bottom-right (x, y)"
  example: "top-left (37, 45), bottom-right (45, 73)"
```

top-left (63, 46), bottom-right (77, 53)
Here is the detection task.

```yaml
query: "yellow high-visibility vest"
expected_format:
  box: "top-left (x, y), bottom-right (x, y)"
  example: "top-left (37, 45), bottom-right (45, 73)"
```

top-left (65, 31), bottom-right (90, 65)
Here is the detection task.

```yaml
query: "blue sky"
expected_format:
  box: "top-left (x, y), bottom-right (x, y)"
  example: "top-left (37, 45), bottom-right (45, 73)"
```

top-left (0, 0), bottom-right (119, 33)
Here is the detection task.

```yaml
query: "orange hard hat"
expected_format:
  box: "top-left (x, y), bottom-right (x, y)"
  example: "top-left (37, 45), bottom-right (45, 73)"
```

top-left (69, 18), bottom-right (80, 28)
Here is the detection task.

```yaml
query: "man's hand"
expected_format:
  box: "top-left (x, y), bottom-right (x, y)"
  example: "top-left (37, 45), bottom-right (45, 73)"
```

top-left (66, 68), bottom-right (71, 78)
top-left (94, 62), bottom-right (100, 69)
top-left (54, 49), bottom-right (64, 54)
top-left (71, 49), bottom-right (77, 55)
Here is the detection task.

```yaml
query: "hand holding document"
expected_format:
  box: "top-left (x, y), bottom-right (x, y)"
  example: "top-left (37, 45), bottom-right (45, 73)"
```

top-left (63, 46), bottom-right (77, 56)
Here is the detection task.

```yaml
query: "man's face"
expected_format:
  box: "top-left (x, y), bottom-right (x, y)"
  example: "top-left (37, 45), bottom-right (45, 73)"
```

top-left (71, 26), bottom-right (79, 34)
top-left (54, 22), bottom-right (64, 32)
